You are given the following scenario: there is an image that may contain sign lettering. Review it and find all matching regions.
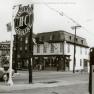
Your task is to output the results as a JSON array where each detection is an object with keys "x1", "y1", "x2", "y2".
[{"x1": 14, "y1": 5, "x2": 33, "y2": 36}]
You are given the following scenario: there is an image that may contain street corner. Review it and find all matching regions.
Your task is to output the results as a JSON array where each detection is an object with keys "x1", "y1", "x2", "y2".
[{"x1": 0, "y1": 82, "x2": 52, "y2": 92}]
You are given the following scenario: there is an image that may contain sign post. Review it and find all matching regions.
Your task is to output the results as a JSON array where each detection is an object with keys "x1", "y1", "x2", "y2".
[
  {"x1": 14, "y1": 4, "x2": 34, "y2": 83},
  {"x1": 89, "y1": 48, "x2": 94, "y2": 94}
]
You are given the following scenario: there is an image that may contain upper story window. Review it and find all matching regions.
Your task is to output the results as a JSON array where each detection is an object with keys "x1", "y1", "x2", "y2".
[
  {"x1": 67, "y1": 43, "x2": 70, "y2": 53},
  {"x1": 37, "y1": 44, "x2": 40, "y2": 53},
  {"x1": 25, "y1": 37, "x2": 28, "y2": 44},
  {"x1": 81, "y1": 40, "x2": 83, "y2": 44},
  {"x1": 25, "y1": 46, "x2": 28, "y2": 50},
  {"x1": 85, "y1": 48, "x2": 87, "y2": 55},
  {"x1": 20, "y1": 37, "x2": 22, "y2": 41},
  {"x1": 20, "y1": 47, "x2": 22, "y2": 51},
  {"x1": 69, "y1": 36, "x2": 71, "y2": 40},
  {"x1": 80, "y1": 47, "x2": 82, "y2": 54},
  {"x1": 60, "y1": 43, "x2": 63, "y2": 53},
  {"x1": 80, "y1": 59, "x2": 82, "y2": 66},
  {"x1": 43, "y1": 44, "x2": 47, "y2": 53},
  {"x1": 50, "y1": 43, "x2": 54, "y2": 53},
  {"x1": 76, "y1": 38, "x2": 78, "y2": 42}
]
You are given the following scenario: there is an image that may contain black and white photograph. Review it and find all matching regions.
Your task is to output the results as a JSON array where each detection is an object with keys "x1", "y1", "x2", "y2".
[{"x1": 0, "y1": 0, "x2": 94, "y2": 94}]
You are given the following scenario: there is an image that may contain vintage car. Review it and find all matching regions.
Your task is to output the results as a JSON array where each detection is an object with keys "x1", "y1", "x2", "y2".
[{"x1": 0, "y1": 65, "x2": 14, "y2": 81}]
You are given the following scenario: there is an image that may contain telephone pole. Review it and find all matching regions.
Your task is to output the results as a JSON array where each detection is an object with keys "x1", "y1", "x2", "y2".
[{"x1": 71, "y1": 25, "x2": 81, "y2": 73}]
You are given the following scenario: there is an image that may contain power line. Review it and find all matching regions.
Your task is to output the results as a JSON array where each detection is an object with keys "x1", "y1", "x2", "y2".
[{"x1": 43, "y1": 3, "x2": 94, "y2": 37}]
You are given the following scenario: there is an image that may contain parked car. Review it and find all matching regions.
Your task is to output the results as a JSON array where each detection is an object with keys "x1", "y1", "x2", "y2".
[{"x1": 0, "y1": 66, "x2": 14, "y2": 81}]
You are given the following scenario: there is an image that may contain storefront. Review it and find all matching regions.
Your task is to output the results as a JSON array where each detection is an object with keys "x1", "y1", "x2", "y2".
[{"x1": 33, "y1": 55, "x2": 71, "y2": 71}]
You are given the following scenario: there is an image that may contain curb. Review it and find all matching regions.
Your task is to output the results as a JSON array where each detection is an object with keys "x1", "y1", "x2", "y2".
[{"x1": 0, "y1": 80, "x2": 88, "y2": 92}]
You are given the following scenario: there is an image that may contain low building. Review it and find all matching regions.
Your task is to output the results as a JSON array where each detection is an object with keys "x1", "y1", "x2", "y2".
[{"x1": 33, "y1": 30, "x2": 89, "y2": 71}]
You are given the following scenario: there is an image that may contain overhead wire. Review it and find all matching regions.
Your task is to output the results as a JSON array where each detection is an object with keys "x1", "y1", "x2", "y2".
[{"x1": 43, "y1": 3, "x2": 94, "y2": 37}]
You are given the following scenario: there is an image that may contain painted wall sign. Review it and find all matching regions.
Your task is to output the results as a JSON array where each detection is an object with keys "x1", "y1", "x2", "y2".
[{"x1": 14, "y1": 5, "x2": 33, "y2": 36}]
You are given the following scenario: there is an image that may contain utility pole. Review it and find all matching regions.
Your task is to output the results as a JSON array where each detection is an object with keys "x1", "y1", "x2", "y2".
[
  {"x1": 28, "y1": 26, "x2": 33, "y2": 83},
  {"x1": 71, "y1": 25, "x2": 81, "y2": 73},
  {"x1": 28, "y1": 5, "x2": 34, "y2": 84},
  {"x1": 63, "y1": 39, "x2": 65, "y2": 71},
  {"x1": 14, "y1": 34, "x2": 18, "y2": 73}
]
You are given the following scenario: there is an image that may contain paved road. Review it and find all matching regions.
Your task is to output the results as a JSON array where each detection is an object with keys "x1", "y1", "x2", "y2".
[
  {"x1": 0, "y1": 83, "x2": 89, "y2": 94},
  {"x1": 12, "y1": 71, "x2": 89, "y2": 84},
  {"x1": 0, "y1": 71, "x2": 89, "y2": 94}
]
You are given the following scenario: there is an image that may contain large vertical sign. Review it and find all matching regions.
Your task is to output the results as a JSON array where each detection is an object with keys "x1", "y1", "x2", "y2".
[
  {"x1": 14, "y1": 5, "x2": 33, "y2": 36},
  {"x1": 14, "y1": 4, "x2": 34, "y2": 83}
]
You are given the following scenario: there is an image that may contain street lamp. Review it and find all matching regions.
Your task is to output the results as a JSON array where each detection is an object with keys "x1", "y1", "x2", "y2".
[
  {"x1": 7, "y1": 4, "x2": 21, "y2": 86},
  {"x1": 71, "y1": 25, "x2": 81, "y2": 73},
  {"x1": 7, "y1": 7, "x2": 15, "y2": 86}
]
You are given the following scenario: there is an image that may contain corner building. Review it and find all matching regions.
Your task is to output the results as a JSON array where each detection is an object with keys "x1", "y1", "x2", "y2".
[{"x1": 33, "y1": 30, "x2": 89, "y2": 71}]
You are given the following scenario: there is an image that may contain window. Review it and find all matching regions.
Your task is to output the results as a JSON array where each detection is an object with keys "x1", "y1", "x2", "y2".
[
  {"x1": 25, "y1": 37, "x2": 28, "y2": 44},
  {"x1": 85, "y1": 48, "x2": 87, "y2": 55},
  {"x1": 50, "y1": 43, "x2": 54, "y2": 53},
  {"x1": 60, "y1": 43, "x2": 63, "y2": 52},
  {"x1": 41, "y1": 36, "x2": 44, "y2": 41},
  {"x1": 20, "y1": 47, "x2": 22, "y2": 51},
  {"x1": 50, "y1": 35, "x2": 52, "y2": 40},
  {"x1": 81, "y1": 40, "x2": 83, "y2": 44},
  {"x1": 25, "y1": 46, "x2": 28, "y2": 50},
  {"x1": 37, "y1": 44, "x2": 40, "y2": 53},
  {"x1": 80, "y1": 47, "x2": 82, "y2": 54},
  {"x1": 69, "y1": 36, "x2": 71, "y2": 40},
  {"x1": 80, "y1": 59, "x2": 82, "y2": 66},
  {"x1": 43, "y1": 44, "x2": 47, "y2": 53},
  {"x1": 20, "y1": 38, "x2": 22, "y2": 41},
  {"x1": 67, "y1": 43, "x2": 70, "y2": 53},
  {"x1": 76, "y1": 38, "x2": 78, "y2": 42}
]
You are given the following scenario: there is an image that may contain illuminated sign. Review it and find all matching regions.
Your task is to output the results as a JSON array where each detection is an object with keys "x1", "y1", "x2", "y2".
[{"x1": 14, "y1": 5, "x2": 33, "y2": 36}]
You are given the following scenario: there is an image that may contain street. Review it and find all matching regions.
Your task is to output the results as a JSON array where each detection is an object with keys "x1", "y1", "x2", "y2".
[
  {"x1": 12, "y1": 70, "x2": 88, "y2": 84},
  {"x1": 7, "y1": 83, "x2": 89, "y2": 94},
  {"x1": 0, "y1": 71, "x2": 89, "y2": 94}
]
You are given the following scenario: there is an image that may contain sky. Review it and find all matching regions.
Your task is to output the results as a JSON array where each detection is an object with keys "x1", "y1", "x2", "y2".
[{"x1": 0, "y1": 0, "x2": 94, "y2": 47}]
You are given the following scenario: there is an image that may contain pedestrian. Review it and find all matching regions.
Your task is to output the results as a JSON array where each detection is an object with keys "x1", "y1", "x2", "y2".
[
  {"x1": 39, "y1": 64, "x2": 42, "y2": 71},
  {"x1": 38, "y1": 64, "x2": 40, "y2": 71},
  {"x1": 56, "y1": 63, "x2": 59, "y2": 71}
]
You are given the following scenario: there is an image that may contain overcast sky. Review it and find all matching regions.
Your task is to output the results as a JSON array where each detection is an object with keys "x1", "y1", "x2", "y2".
[{"x1": 0, "y1": 0, "x2": 94, "y2": 47}]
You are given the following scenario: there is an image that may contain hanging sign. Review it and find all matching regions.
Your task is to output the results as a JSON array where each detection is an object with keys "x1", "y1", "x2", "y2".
[{"x1": 14, "y1": 5, "x2": 33, "y2": 36}]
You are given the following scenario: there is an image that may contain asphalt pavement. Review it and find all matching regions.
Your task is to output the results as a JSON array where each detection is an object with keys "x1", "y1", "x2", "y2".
[{"x1": 0, "y1": 70, "x2": 89, "y2": 94}]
